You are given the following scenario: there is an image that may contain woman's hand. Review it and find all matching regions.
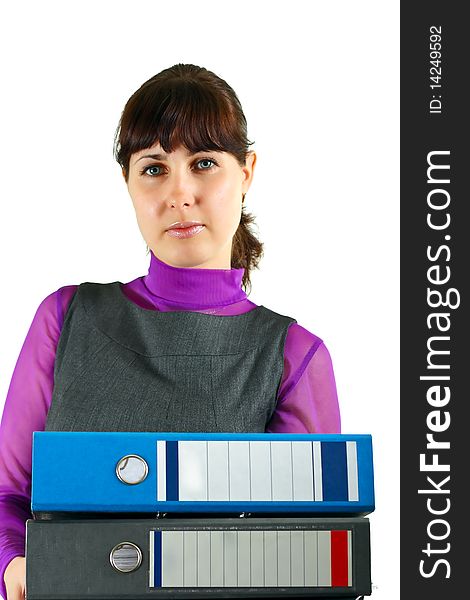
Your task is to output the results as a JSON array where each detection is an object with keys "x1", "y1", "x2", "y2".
[{"x1": 4, "y1": 556, "x2": 26, "y2": 600}]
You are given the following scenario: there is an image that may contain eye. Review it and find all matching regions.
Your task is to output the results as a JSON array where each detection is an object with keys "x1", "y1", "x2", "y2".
[
  {"x1": 196, "y1": 158, "x2": 217, "y2": 170},
  {"x1": 139, "y1": 157, "x2": 218, "y2": 178},
  {"x1": 140, "y1": 165, "x2": 163, "y2": 177}
]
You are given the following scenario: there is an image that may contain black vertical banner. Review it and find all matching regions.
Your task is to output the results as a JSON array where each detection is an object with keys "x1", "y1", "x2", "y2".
[{"x1": 401, "y1": 3, "x2": 467, "y2": 598}]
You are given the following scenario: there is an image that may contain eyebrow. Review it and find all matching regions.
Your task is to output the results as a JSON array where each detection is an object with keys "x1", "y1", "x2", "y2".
[{"x1": 134, "y1": 150, "x2": 213, "y2": 165}]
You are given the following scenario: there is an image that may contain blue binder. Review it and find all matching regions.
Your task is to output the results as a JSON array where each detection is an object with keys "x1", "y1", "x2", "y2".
[{"x1": 31, "y1": 432, "x2": 374, "y2": 515}]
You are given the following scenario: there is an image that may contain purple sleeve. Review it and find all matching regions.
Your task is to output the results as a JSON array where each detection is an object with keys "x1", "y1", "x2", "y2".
[
  {"x1": 266, "y1": 323, "x2": 341, "y2": 434},
  {"x1": 0, "y1": 285, "x2": 77, "y2": 600}
]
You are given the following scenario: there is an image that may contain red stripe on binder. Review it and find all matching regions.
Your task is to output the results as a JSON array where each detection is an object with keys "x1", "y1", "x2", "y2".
[{"x1": 331, "y1": 529, "x2": 349, "y2": 587}]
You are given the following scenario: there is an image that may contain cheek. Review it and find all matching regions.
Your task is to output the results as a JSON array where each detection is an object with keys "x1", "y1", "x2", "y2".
[
  {"x1": 131, "y1": 199, "x2": 160, "y2": 241},
  {"x1": 211, "y1": 195, "x2": 242, "y2": 236},
  {"x1": 131, "y1": 191, "x2": 158, "y2": 221},
  {"x1": 212, "y1": 177, "x2": 242, "y2": 216}
]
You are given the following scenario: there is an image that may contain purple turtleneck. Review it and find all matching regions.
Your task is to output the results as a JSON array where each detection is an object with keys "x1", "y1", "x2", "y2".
[{"x1": 0, "y1": 252, "x2": 340, "y2": 599}]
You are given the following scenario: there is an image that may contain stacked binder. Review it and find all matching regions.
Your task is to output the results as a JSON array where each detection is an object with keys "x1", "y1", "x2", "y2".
[{"x1": 26, "y1": 432, "x2": 374, "y2": 598}]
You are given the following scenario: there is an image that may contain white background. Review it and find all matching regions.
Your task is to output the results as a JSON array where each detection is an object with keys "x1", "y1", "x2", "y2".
[{"x1": 0, "y1": 1, "x2": 399, "y2": 598}]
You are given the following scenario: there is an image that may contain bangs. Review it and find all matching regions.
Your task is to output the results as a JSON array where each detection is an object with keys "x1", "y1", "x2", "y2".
[{"x1": 115, "y1": 76, "x2": 250, "y2": 171}]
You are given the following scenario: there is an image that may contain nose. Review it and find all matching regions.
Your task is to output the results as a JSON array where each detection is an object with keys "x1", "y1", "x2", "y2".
[{"x1": 164, "y1": 172, "x2": 196, "y2": 209}]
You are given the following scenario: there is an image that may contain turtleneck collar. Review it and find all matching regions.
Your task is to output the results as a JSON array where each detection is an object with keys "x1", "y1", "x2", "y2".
[{"x1": 142, "y1": 251, "x2": 248, "y2": 308}]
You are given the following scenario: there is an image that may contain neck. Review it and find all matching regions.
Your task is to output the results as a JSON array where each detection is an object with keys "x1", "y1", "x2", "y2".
[{"x1": 142, "y1": 251, "x2": 248, "y2": 308}]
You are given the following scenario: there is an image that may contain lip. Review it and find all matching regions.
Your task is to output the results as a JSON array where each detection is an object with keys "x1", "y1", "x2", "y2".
[
  {"x1": 166, "y1": 223, "x2": 205, "y2": 239},
  {"x1": 167, "y1": 221, "x2": 204, "y2": 230}
]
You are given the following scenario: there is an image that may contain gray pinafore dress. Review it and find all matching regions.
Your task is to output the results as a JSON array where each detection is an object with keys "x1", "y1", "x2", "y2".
[{"x1": 45, "y1": 282, "x2": 297, "y2": 433}]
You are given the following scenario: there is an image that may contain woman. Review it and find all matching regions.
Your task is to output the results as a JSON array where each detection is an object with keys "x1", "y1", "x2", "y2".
[{"x1": 0, "y1": 63, "x2": 340, "y2": 600}]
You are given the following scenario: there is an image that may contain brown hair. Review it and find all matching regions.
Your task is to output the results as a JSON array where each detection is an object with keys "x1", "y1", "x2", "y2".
[{"x1": 113, "y1": 63, "x2": 263, "y2": 293}]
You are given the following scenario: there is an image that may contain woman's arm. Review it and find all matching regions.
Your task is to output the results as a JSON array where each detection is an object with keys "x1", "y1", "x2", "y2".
[
  {"x1": 266, "y1": 323, "x2": 341, "y2": 434},
  {"x1": 0, "y1": 286, "x2": 77, "y2": 600}
]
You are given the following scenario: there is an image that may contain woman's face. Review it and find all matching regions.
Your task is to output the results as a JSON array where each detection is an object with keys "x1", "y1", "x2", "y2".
[{"x1": 125, "y1": 143, "x2": 256, "y2": 269}]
